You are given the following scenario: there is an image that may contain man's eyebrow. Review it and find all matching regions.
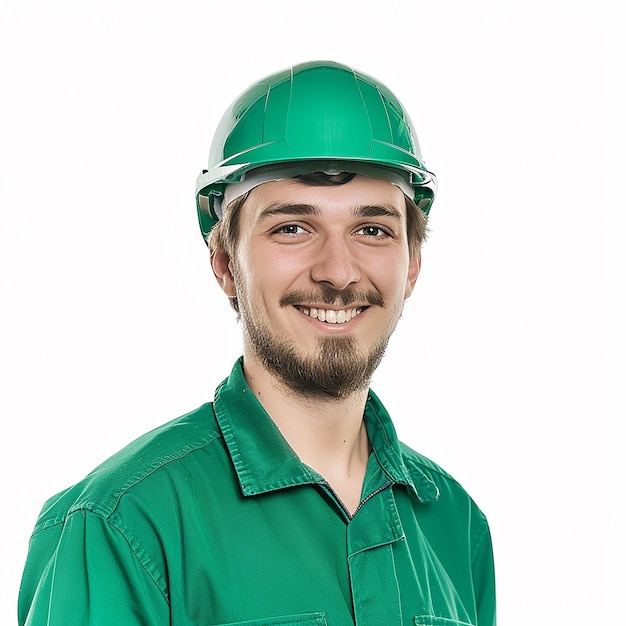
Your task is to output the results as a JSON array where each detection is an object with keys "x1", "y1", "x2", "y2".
[
  {"x1": 258, "y1": 203, "x2": 321, "y2": 219},
  {"x1": 352, "y1": 205, "x2": 403, "y2": 221},
  {"x1": 258, "y1": 203, "x2": 403, "y2": 221}
]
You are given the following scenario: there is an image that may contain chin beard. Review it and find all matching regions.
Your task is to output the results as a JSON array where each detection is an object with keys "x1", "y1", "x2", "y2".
[
  {"x1": 234, "y1": 275, "x2": 395, "y2": 399},
  {"x1": 243, "y1": 320, "x2": 388, "y2": 400}
]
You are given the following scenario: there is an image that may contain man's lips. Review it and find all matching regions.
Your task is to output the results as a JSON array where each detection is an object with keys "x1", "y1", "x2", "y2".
[{"x1": 293, "y1": 305, "x2": 366, "y2": 324}]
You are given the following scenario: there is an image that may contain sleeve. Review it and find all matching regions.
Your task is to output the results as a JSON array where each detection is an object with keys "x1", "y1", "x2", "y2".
[
  {"x1": 18, "y1": 509, "x2": 170, "y2": 626},
  {"x1": 471, "y1": 519, "x2": 497, "y2": 626}
]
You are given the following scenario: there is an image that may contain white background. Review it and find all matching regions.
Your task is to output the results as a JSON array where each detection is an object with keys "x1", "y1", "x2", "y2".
[{"x1": 1, "y1": 0, "x2": 623, "y2": 623}]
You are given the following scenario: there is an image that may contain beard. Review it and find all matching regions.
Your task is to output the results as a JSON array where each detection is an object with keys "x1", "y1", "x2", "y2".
[{"x1": 236, "y1": 281, "x2": 397, "y2": 400}]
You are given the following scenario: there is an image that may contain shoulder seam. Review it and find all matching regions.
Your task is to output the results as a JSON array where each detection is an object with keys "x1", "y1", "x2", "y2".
[
  {"x1": 30, "y1": 428, "x2": 223, "y2": 536},
  {"x1": 70, "y1": 431, "x2": 224, "y2": 519},
  {"x1": 400, "y1": 445, "x2": 460, "y2": 485},
  {"x1": 30, "y1": 508, "x2": 171, "y2": 604},
  {"x1": 107, "y1": 512, "x2": 171, "y2": 603}
]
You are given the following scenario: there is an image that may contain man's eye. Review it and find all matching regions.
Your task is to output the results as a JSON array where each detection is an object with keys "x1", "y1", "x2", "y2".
[
  {"x1": 356, "y1": 226, "x2": 389, "y2": 237},
  {"x1": 274, "y1": 224, "x2": 306, "y2": 235}
]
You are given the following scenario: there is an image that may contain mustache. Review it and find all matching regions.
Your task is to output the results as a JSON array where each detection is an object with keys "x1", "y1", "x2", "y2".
[{"x1": 280, "y1": 285, "x2": 385, "y2": 308}]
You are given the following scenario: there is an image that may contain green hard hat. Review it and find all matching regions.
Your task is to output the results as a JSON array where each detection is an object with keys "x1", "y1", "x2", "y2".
[{"x1": 195, "y1": 60, "x2": 437, "y2": 238}]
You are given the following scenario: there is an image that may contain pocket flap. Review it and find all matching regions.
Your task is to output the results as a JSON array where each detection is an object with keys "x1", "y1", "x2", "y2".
[
  {"x1": 216, "y1": 612, "x2": 327, "y2": 626},
  {"x1": 414, "y1": 617, "x2": 476, "y2": 626}
]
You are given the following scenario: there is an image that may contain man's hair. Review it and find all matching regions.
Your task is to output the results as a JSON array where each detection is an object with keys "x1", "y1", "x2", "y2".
[{"x1": 208, "y1": 172, "x2": 428, "y2": 313}]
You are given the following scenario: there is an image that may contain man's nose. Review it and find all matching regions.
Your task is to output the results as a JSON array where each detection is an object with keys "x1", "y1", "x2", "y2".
[{"x1": 309, "y1": 235, "x2": 361, "y2": 290}]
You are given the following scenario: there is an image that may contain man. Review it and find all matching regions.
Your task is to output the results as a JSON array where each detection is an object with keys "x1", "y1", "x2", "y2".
[{"x1": 19, "y1": 61, "x2": 496, "y2": 625}]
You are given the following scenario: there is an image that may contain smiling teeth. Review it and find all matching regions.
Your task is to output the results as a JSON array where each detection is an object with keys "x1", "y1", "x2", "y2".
[{"x1": 297, "y1": 306, "x2": 363, "y2": 324}]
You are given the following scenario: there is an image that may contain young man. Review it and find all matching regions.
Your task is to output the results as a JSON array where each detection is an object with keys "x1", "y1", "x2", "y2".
[{"x1": 19, "y1": 61, "x2": 496, "y2": 625}]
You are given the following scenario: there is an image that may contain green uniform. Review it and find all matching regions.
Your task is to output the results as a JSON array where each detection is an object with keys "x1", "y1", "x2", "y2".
[{"x1": 19, "y1": 359, "x2": 496, "y2": 625}]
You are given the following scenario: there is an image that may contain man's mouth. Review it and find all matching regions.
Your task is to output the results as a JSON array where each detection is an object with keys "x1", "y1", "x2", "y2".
[{"x1": 294, "y1": 305, "x2": 366, "y2": 324}]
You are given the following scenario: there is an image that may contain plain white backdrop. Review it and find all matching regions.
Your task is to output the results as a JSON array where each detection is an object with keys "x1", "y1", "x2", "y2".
[{"x1": 1, "y1": 0, "x2": 623, "y2": 623}]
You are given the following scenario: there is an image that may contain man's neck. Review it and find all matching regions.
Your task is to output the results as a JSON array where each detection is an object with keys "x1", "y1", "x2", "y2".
[{"x1": 242, "y1": 354, "x2": 371, "y2": 515}]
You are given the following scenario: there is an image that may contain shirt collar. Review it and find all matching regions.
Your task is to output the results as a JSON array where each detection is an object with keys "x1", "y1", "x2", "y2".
[
  {"x1": 213, "y1": 358, "x2": 438, "y2": 503},
  {"x1": 363, "y1": 390, "x2": 439, "y2": 503}
]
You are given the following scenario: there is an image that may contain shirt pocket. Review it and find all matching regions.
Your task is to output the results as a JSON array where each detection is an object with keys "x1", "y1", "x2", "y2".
[
  {"x1": 215, "y1": 612, "x2": 328, "y2": 626},
  {"x1": 414, "y1": 618, "x2": 476, "y2": 626}
]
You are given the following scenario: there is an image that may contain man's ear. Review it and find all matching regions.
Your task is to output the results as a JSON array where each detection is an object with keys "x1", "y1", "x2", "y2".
[
  {"x1": 211, "y1": 248, "x2": 237, "y2": 297},
  {"x1": 404, "y1": 249, "x2": 421, "y2": 299}
]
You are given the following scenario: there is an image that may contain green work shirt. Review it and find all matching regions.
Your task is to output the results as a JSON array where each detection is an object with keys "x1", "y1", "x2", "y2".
[{"x1": 19, "y1": 359, "x2": 496, "y2": 626}]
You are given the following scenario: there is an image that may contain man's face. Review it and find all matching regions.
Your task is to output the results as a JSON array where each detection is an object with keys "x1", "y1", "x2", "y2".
[{"x1": 215, "y1": 174, "x2": 420, "y2": 399}]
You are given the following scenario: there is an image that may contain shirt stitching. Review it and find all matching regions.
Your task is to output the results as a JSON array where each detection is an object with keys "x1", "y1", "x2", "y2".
[
  {"x1": 30, "y1": 430, "x2": 224, "y2": 538},
  {"x1": 106, "y1": 511, "x2": 171, "y2": 603}
]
